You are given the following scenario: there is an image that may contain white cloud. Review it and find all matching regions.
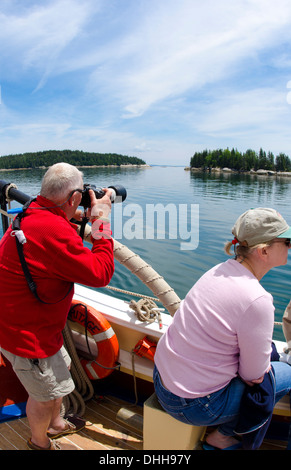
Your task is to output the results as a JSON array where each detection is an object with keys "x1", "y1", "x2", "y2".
[{"x1": 86, "y1": 0, "x2": 291, "y2": 117}]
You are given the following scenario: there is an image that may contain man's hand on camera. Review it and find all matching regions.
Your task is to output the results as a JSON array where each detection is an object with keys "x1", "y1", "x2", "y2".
[{"x1": 88, "y1": 188, "x2": 112, "y2": 220}]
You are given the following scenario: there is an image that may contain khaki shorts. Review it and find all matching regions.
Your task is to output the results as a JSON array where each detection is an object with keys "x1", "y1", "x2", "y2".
[{"x1": 1, "y1": 346, "x2": 75, "y2": 402}]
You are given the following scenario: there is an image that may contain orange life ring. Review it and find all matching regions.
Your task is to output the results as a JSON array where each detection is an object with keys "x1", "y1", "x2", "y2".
[{"x1": 69, "y1": 299, "x2": 119, "y2": 380}]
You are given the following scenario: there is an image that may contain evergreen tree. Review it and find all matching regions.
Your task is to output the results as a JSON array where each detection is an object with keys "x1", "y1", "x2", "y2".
[{"x1": 190, "y1": 148, "x2": 291, "y2": 172}]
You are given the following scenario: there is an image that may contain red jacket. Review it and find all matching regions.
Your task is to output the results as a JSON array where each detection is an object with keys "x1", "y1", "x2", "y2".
[{"x1": 0, "y1": 196, "x2": 114, "y2": 358}]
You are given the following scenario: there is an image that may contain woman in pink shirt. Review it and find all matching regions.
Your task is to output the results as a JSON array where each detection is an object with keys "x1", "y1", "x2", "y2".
[{"x1": 154, "y1": 208, "x2": 291, "y2": 450}]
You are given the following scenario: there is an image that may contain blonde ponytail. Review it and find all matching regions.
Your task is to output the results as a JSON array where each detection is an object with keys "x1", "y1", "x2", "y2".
[
  {"x1": 224, "y1": 240, "x2": 271, "y2": 258},
  {"x1": 224, "y1": 241, "x2": 234, "y2": 256}
]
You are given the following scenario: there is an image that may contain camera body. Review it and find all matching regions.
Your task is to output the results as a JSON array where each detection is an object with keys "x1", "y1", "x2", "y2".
[{"x1": 80, "y1": 184, "x2": 127, "y2": 209}]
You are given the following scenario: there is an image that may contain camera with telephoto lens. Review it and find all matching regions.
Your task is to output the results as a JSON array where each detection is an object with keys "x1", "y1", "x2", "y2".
[{"x1": 80, "y1": 183, "x2": 127, "y2": 209}]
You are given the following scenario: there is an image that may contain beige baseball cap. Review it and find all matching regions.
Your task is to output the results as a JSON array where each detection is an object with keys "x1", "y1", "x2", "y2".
[{"x1": 232, "y1": 208, "x2": 291, "y2": 246}]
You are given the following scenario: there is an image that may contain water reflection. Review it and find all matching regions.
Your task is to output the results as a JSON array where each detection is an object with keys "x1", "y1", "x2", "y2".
[{"x1": 190, "y1": 171, "x2": 291, "y2": 208}]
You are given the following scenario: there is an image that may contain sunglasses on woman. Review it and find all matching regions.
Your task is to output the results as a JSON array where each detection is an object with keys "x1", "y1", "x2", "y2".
[{"x1": 272, "y1": 238, "x2": 291, "y2": 247}]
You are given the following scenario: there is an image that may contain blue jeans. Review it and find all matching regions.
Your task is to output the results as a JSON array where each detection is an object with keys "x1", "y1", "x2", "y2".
[{"x1": 153, "y1": 362, "x2": 291, "y2": 436}]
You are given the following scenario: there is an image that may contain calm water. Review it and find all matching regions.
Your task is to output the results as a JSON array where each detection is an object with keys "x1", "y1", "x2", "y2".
[{"x1": 1, "y1": 166, "x2": 291, "y2": 341}]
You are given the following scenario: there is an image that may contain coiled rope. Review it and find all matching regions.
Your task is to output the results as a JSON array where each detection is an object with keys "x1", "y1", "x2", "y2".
[
  {"x1": 61, "y1": 322, "x2": 94, "y2": 417},
  {"x1": 129, "y1": 298, "x2": 163, "y2": 329}
]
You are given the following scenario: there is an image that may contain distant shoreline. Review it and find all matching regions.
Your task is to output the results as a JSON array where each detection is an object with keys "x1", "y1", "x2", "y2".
[{"x1": 0, "y1": 164, "x2": 151, "y2": 171}]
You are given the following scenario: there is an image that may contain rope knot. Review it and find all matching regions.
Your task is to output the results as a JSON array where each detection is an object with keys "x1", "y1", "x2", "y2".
[{"x1": 129, "y1": 298, "x2": 163, "y2": 329}]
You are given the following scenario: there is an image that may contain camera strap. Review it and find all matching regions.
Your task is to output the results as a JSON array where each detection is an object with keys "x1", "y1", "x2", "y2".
[
  {"x1": 12, "y1": 200, "x2": 73, "y2": 305},
  {"x1": 70, "y1": 216, "x2": 89, "y2": 240},
  {"x1": 79, "y1": 216, "x2": 89, "y2": 240}
]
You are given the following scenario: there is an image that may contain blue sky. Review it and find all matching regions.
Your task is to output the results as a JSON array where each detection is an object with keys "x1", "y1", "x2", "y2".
[{"x1": 1, "y1": 0, "x2": 291, "y2": 165}]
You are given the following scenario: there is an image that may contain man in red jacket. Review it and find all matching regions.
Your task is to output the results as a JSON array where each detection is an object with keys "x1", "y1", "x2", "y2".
[{"x1": 0, "y1": 162, "x2": 115, "y2": 450}]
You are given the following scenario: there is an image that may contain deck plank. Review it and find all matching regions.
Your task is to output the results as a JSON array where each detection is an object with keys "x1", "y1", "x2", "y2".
[
  {"x1": 0, "y1": 419, "x2": 30, "y2": 450},
  {"x1": 0, "y1": 428, "x2": 20, "y2": 450},
  {"x1": 83, "y1": 396, "x2": 143, "y2": 450},
  {"x1": 0, "y1": 395, "x2": 143, "y2": 451}
]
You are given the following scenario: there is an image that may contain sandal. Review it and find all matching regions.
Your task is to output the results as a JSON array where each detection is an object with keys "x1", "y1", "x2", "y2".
[
  {"x1": 47, "y1": 415, "x2": 86, "y2": 439},
  {"x1": 27, "y1": 438, "x2": 61, "y2": 450},
  {"x1": 202, "y1": 441, "x2": 242, "y2": 450}
]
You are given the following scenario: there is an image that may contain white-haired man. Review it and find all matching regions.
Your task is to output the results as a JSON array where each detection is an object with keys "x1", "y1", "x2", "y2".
[{"x1": 0, "y1": 162, "x2": 114, "y2": 450}]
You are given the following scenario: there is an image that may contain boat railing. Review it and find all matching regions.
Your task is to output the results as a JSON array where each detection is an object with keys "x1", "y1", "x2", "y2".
[{"x1": 0, "y1": 180, "x2": 30, "y2": 233}]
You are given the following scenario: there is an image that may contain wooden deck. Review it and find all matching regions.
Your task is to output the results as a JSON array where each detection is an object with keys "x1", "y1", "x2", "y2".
[
  {"x1": 0, "y1": 394, "x2": 143, "y2": 451},
  {"x1": 0, "y1": 393, "x2": 289, "y2": 451}
]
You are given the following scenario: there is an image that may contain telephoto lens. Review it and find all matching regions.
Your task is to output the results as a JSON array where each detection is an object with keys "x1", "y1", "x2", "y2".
[
  {"x1": 107, "y1": 184, "x2": 127, "y2": 203},
  {"x1": 80, "y1": 184, "x2": 127, "y2": 208}
]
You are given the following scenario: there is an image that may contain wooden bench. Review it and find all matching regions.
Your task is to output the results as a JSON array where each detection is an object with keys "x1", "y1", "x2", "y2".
[
  {"x1": 273, "y1": 394, "x2": 291, "y2": 417},
  {"x1": 143, "y1": 392, "x2": 290, "y2": 450},
  {"x1": 143, "y1": 393, "x2": 206, "y2": 450}
]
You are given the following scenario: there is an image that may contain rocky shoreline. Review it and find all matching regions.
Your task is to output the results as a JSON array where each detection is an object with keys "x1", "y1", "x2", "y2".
[{"x1": 185, "y1": 166, "x2": 291, "y2": 177}]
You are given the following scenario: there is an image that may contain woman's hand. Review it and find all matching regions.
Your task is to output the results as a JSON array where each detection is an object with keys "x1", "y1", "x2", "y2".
[
  {"x1": 243, "y1": 377, "x2": 264, "y2": 387},
  {"x1": 242, "y1": 365, "x2": 271, "y2": 386}
]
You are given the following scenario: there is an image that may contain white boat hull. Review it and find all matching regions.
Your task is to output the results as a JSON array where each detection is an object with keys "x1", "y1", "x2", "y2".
[{"x1": 73, "y1": 284, "x2": 172, "y2": 381}]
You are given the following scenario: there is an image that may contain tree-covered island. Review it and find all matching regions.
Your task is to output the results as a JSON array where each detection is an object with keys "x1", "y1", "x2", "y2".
[
  {"x1": 190, "y1": 148, "x2": 291, "y2": 173},
  {"x1": 0, "y1": 150, "x2": 147, "y2": 170}
]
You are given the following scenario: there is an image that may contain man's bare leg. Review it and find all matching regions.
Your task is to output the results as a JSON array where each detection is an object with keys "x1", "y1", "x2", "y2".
[
  {"x1": 26, "y1": 396, "x2": 55, "y2": 448},
  {"x1": 47, "y1": 396, "x2": 68, "y2": 434}
]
